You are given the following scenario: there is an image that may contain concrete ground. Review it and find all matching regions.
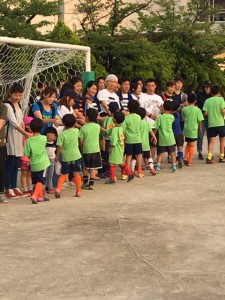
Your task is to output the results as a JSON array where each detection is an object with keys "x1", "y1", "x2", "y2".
[{"x1": 1, "y1": 150, "x2": 225, "y2": 300}]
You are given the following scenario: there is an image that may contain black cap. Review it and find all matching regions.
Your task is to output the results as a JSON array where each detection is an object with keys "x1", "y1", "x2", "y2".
[
  {"x1": 61, "y1": 89, "x2": 80, "y2": 102},
  {"x1": 202, "y1": 80, "x2": 212, "y2": 87}
]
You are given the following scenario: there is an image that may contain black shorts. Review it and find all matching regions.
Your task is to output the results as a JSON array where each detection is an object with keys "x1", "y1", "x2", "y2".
[
  {"x1": 61, "y1": 159, "x2": 82, "y2": 174},
  {"x1": 207, "y1": 126, "x2": 225, "y2": 138},
  {"x1": 142, "y1": 150, "x2": 150, "y2": 159},
  {"x1": 124, "y1": 143, "x2": 142, "y2": 155},
  {"x1": 157, "y1": 145, "x2": 176, "y2": 154},
  {"x1": 31, "y1": 170, "x2": 47, "y2": 185},
  {"x1": 83, "y1": 152, "x2": 102, "y2": 169},
  {"x1": 175, "y1": 134, "x2": 184, "y2": 148},
  {"x1": 185, "y1": 137, "x2": 197, "y2": 143}
]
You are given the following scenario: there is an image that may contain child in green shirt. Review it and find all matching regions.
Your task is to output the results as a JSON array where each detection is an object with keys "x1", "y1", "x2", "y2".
[
  {"x1": 55, "y1": 114, "x2": 82, "y2": 198},
  {"x1": 182, "y1": 93, "x2": 204, "y2": 166},
  {"x1": 24, "y1": 119, "x2": 50, "y2": 204},
  {"x1": 154, "y1": 100, "x2": 177, "y2": 173},
  {"x1": 79, "y1": 108, "x2": 101, "y2": 190},
  {"x1": 136, "y1": 107, "x2": 157, "y2": 175}
]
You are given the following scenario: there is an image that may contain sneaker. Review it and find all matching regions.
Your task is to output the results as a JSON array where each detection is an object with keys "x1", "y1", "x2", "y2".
[
  {"x1": 81, "y1": 182, "x2": 89, "y2": 189},
  {"x1": 54, "y1": 188, "x2": 61, "y2": 199},
  {"x1": 178, "y1": 158, "x2": 183, "y2": 169},
  {"x1": 127, "y1": 173, "x2": 135, "y2": 182},
  {"x1": 69, "y1": 181, "x2": 75, "y2": 186},
  {"x1": 198, "y1": 152, "x2": 204, "y2": 160},
  {"x1": 30, "y1": 195, "x2": 37, "y2": 204},
  {"x1": 105, "y1": 179, "x2": 116, "y2": 184},
  {"x1": 13, "y1": 188, "x2": 29, "y2": 197},
  {"x1": 5, "y1": 189, "x2": 19, "y2": 199},
  {"x1": 183, "y1": 159, "x2": 189, "y2": 166},
  {"x1": 206, "y1": 158, "x2": 215, "y2": 164},
  {"x1": 171, "y1": 167, "x2": 177, "y2": 173},
  {"x1": 155, "y1": 167, "x2": 160, "y2": 174},
  {"x1": 137, "y1": 172, "x2": 144, "y2": 178},
  {"x1": 89, "y1": 185, "x2": 95, "y2": 190},
  {"x1": 219, "y1": 158, "x2": 225, "y2": 163},
  {"x1": 37, "y1": 196, "x2": 50, "y2": 202},
  {"x1": 150, "y1": 168, "x2": 157, "y2": 176},
  {"x1": 121, "y1": 175, "x2": 128, "y2": 180},
  {"x1": 0, "y1": 194, "x2": 8, "y2": 203},
  {"x1": 75, "y1": 192, "x2": 82, "y2": 197}
]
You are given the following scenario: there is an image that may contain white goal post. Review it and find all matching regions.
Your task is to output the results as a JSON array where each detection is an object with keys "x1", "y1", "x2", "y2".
[{"x1": 0, "y1": 36, "x2": 91, "y2": 109}]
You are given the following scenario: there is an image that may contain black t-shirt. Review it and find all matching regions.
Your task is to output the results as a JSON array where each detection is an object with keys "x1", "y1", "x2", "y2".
[{"x1": 197, "y1": 92, "x2": 211, "y2": 111}]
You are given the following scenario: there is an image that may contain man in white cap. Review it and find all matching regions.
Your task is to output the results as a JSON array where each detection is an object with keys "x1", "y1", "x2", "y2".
[{"x1": 97, "y1": 74, "x2": 122, "y2": 115}]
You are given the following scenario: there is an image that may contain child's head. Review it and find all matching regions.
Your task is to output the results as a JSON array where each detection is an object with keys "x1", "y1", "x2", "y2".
[
  {"x1": 108, "y1": 102, "x2": 119, "y2": 114},
  {"x1": 187, "y1": 93, "x2": 197, "y2": 104},
  {"x1": 128, "y1": 100, "x2": 140, "y2": 113},
  {"x1": 211, "y1": 86, "x2": 221, "y2": 96},
  {"x1": 23, "y1": 116, "x2": 33, "y2": 133},
  {"x1": 113, "y1": 111, "x2": 125, "y2": 125},
  {"x1": 86, "y1": 108, "x2": 98, "y2": 122},
  {"x1": 163, "y1": 100, "x2": 175, "y2": 112},
  {"x1": 62, "y1": 113, "x2": 76, "y2": 128},
  {"x1": 30, "y1": 118, "x2": 44, "y2": 133},
  {"x1": 44, "y1": 127, "x2": 58, "y2": 142},
  {"x1": 136, "y1": 107, "x2": 146, "y2": 119}
]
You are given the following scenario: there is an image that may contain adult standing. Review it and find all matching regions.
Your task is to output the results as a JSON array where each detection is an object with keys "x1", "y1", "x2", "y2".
[
  {"x1": 196, "y1": 80, "x2": 212, "y2": 160},
  {"x1": 0, "y1": 101, "x2": 8, "y2": 202},
  {"x1": 4, "y1": 83, "x2": 30, "y2": 198}
]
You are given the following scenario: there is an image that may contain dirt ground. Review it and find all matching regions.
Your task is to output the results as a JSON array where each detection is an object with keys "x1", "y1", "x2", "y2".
[{"x1": 1, "y1": 148, "x2": 225, "y2": 300}]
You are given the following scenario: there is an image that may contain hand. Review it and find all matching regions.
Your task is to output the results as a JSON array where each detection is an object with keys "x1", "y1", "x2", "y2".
[
  {"x1": 150, "y1": 114, "x2": 157, "y2": 121},
  {"x1": 54, "y1": 157, "x2": 59, "y2": 163},
  {"x1": 53, "y1": 118, "x2": 59, "y2": 127},
  {"x1": 25, "y1": 132, "x2": 32, "y2": 138},
  {"x1": 151, "y1": 137, "x2": 157, "y2": 145}
]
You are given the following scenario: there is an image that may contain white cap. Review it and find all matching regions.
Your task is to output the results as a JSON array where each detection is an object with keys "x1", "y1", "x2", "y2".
[{"x1": 105, "y1": 74, "x2": 118, "y2": 82}]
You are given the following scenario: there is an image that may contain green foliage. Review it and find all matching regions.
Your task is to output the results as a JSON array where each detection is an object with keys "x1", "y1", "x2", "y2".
[
  {"x1": 0, "y1": 0, "x2": 60, "y2": 39},
  {"x1": 48, "y1": 20, "x2": 80, "y2": 44}
]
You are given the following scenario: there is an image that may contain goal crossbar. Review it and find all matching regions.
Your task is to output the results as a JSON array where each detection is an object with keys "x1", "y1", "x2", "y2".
[{"x1": 0, "y1": 36, "x2": 91, "y2": 71}]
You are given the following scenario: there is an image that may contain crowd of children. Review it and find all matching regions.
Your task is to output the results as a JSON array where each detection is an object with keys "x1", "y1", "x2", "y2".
[{"x1": 0, "y1": 75, "x2": 224, "y2": 204}]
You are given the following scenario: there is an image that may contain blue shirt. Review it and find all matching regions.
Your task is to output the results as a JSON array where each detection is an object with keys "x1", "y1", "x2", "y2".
[
  {"x1": 32, "y1": 102, "x2": 59, "y2": 134},
  {"x1": 172, "y1": 112, "x2": 182, "y2": 136}
]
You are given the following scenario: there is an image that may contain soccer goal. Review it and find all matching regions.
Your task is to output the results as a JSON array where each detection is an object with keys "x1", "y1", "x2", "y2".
[{"x1": 0, "y1": 36, "x2": 91, "y2": 110}]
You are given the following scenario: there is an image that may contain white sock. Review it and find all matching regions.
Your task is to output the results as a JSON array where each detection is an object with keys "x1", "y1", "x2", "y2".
[
  {"x1": 148, "y1": 158, "x2": 154, "y2": 170},
  {"x1": 131, "y1": 159, "x2": 136, "y2": 172}
]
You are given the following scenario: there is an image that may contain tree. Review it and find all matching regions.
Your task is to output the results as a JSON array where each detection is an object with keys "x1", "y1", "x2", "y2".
[
  {"x1": 0, "y1": 0, "x2": 60, "y2": 39},
  {"x1": 48, "y1": 20, "x2": 80, "y2": 44}
]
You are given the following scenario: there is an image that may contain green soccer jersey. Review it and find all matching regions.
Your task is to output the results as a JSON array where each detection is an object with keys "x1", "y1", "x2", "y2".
[
  {"x1": 103, "y1": 116, "x2": 115, "y2": 140},
  {"x1": 108, "y1": 126, "x2": 125, "y2": 165},
  {"x1": 182, "y1": 106, "x2": 204, "y2": 139},
  {"x1": 203, "y1": 96, "x2": 225, "y2": 128},
  {"x1": 79, "y1": 122, "x2": 100, "y2": 154},
  {"x1": 140, "y1": 119, "x2": 152, "y2": 151},
  {"x1": 124, "y1": 113, "x2": 141, "y2": 144},
  {"x1": 57, "y1": 128, "x2": 81, "y2": 162},
  {"x1": 24, "y1": 135, "x2": 50, "y2": 172},
  {"x1": 154, "y1": 114, "x2": 175, "y2": 146}
]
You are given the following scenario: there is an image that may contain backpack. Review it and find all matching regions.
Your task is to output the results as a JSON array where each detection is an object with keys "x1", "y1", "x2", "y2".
[
  {"x1": 28, "y1": 101, "x2": 56, "y2": 118},
  {"x1": 4, "y1": 100, "x2": 22, "y2": 141}
]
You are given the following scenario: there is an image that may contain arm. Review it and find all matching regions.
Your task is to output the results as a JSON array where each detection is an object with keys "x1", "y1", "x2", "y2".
[
  {"x1": 101, "y1": 100, "x2": 111, "y2": 115},
  {"x1": 0, "y1": 119, "x2": 5, "y2": 130},
  {"x1": 55, "y1": 146, "x2": 62, "y2": 162},
  {"x1": 150, "y1": 130, "x2": 157, "y2": 145},
  {"x1": 33, "y1": 110, "x2": 59, "y2": 126},
  {"x1": 6, "y1": 104, "x2": 30, "y2": 138},
  {"x1": 221, "y1": 108, "x2": 225, "y2": 116}
]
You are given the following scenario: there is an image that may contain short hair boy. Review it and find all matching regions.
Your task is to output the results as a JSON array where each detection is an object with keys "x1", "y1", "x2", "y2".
[
  {"x1": 79, "y1": 108, "x2": 102, "y2": 189},
  {"x1": 154, "y1": 100, "x2": 177, "y2": 173},
  {"x1": 24, "y1": 118, "x2": 50, "y2": 204},
  {"x1": 55, "y1": 114, "x2": 82, "y2": 198},
  {"x1": 182, "y1": 93, "x2": 204, "y2": 166}
]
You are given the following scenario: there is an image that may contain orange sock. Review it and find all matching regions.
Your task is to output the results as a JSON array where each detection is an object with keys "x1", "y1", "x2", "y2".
[
  {"x1": 74, "y1": 175, "x2": 82, "y2": 193},
  {"x1": 137, "y1": 168, "x2": 142, "y2": 174},
  {"x1": 33, "y1": 182, "x2": 43, "y2": 197},
  {"x1": 185, "y1": 144, "x2": 190, "y2": 160},
  {"x1": 188, "y1": 144, "x2": 195, "y2": 164},
  {"x1": 57, "y1": 174, "x2": 67, "y2": 191}
]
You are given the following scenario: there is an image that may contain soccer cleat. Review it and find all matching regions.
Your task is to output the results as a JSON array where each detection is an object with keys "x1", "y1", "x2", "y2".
[
  {"x1": 155, "y1": 167, "x2": 160, "y2": 174},
  {"x1": 54, "y1": 188, "x2": 61, "y2": 198},
  {"x1": 127, "y1": 173, "x2": 135, "y2": 182},
  {"x1": 121, "y1": 175, "x2": 128, "y2": 180},
  {"x1": 198, "y1": 152, "x2": 204, "y2": 160},
  {"x1": 206, "y1": 158, "x2": 215, "y2": 164},
  {"x1": 89, "y1": 185, "x2": 95, "y2": 190},
  {"x1": 219, "y1": 158, "x2": 225, "y2": 163},
  {"x1": 137, "y1": 172, "x2": 144, "y2": 178},
  {"x1": 30, "y1": 195, "x2": 37, "y2": 204},
  {"x1": 105, "y1": 179, "x2": 116, "y2": 184}
]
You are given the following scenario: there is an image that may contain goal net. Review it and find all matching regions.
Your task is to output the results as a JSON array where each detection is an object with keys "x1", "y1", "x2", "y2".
[{"x1": 0, "y1": 37, "x2": 91, "y2": 111}]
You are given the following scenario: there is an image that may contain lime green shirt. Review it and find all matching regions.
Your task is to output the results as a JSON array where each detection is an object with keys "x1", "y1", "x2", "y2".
[
  {"x1": 124, "y1": 113, "x2": 141, "y2": 144},
  {"x1": 182, "y1": 106, "x2": 204, "y2": 139},
  {"x1": 109, "y1": 126, "x2": 125, "y2": 165},
  {"x1": 24, "y1": 135, "x2": 50, "y2": 172},
  {"x1": 203, "y1": 96, "x2": 225, "y2": 128},
  {"x1": 140, "y1": 120, "x2": 152, "y2": 151},
  {"x1": 154, "y1": 114, "x2": 175, "y2": 146},
  {"x1": 103, "y1": 116, "x2": 115, "y2": 140},
  {"x1": 79, "y1": 123, "x2": 100, "y2": 154},
  {"x1": 57, "y1": 128, "x2": 81, "y2": 162}
]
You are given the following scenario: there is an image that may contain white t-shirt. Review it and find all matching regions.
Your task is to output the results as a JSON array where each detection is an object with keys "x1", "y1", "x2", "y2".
[
  {"x1": 139, "y1": 93, "x2": 164, "y2": 127},
  {"x1": 57, "y1": 105, "x2": 74, "y2": 134},
  {"x1": 97, "y1": 89, "x2": 121, "y2": 113}
]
